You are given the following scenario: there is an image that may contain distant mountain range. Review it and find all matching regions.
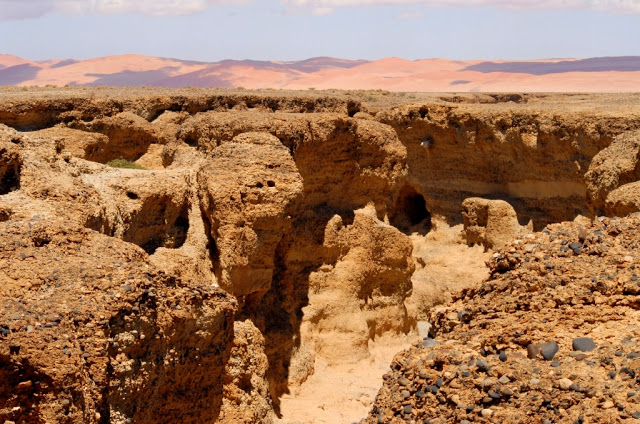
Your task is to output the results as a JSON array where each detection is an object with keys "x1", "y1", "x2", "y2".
[{"x1": 2, "y1": 54, "x2": 640, "y2": 92}]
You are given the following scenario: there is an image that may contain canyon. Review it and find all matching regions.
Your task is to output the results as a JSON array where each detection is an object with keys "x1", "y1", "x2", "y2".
[{"x1": 1, "y1": 88, "x2": 640, "y2": 423}]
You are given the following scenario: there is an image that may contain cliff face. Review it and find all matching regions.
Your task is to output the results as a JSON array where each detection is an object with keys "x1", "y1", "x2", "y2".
[{"x1": 1, "y1": 89, "x2": 640, "y2": 423}]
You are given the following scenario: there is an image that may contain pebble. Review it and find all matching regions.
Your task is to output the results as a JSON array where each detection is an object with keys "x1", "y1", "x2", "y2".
[
  {"x1": 501, "y1": 387, "x2": 513, "y2": 397},
  {"x1": 481, "y1": 409, "x2": 493, "y2": 418},
  {"x1": 403, "y1": 405, "x2": 412, "y2": 414},
  {"x1": 499, "y1": 375, "x2": 510, "y2": 384},
  {"x1": 499, "y1": 351, "x2": 508, "y2": 362},
  {"x1": 633, "y1": 413, "x2": 640, "y2": 419},
  {"x1": 550, "y1": 361, "x2": 560, "y2": 367},
  {"x1": 601, "y1": 400, "x2": 614, "y2": 409},
  {"x1": 540, "y1": 341, "x2": 559, "y2": 360},
  {"x1": 572, "y1": 337, "x2": 596, "y2": 352},
  {"x1": 398, "y1": 377, "x2": 411, "y2": 386},
  {"x1": 609, "y1": 371, "x2": 617, "y2": 379},
  {"x1": 568, "y1": 242, "x2": 582, "y2": 250},
  {"x1": 530, "y1": 378, "x2": 541, "y2": 385},
  {"x1": 557, "y1": 378, "x2": 573, "y2": 390},
  {"x1": 476, "y1": 359, "x2": 489, "y2": 371},
  {"x1": 421, "y1": 338, "x2": 438, "y2": 348}
]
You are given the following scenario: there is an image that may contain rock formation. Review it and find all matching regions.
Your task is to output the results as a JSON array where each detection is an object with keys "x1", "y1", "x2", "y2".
[{"x1": 1, "y1": 89, "x2": 640, "y2": 423}]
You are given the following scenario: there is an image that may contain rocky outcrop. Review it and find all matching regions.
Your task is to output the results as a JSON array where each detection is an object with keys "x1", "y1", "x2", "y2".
[
  {"x1": 3, "y1": 89, "x2": 640, "y2": 423},
  {"x1": 585, "y1": 130, "x2": 640, "y2": 216},
  {"x1": 0, "y1": 216, "x2": 236, "y2": 424},
  {"x1": 366, "y1": 213, "x2": 640, "y2": 423},
  {"x1": 377, "y1": 103, "x2": 640, "y2": 229},
  {"x1": 462, "y1": 197, "x2": 532, "y2": 250},
  {"x1": 197, "y1": 132, "x2": 303, "y2": 297}
]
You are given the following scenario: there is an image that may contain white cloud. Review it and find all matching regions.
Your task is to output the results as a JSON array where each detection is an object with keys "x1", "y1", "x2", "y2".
[
  {"x1": 281, "y1": 0, "x2": 640, "y2": 14},
  {"x1": 395, "y1": 10, "x2": 424, "y2": 18},
  {"x1": 0, "y1": 0, "x2": 250, "y2": 20}
]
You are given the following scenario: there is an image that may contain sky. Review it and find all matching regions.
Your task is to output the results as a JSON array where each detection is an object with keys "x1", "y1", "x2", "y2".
[{"x1": 0, "y1": 0, "x2": 639, "y2": 61}]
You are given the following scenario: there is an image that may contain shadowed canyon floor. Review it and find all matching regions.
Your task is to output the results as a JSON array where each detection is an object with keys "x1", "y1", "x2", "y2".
[{"x1": 1, "y1": 88, "x2": 640, "y2": 423}]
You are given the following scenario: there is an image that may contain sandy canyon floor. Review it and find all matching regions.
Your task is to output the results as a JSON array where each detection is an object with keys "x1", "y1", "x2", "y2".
[{"x1": 1, "y1": 88, "x2": 640, "y2": 424}]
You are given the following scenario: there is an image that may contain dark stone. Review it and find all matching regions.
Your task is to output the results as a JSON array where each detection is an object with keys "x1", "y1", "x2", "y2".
[
  {"x1": 123, "y1": 284, "x2": 132, "y2": 292},
  {"x1": 435, "y1": 378, "x2": 443, "y2": 387},
  {"x1": 540, "y1": 342, "x2": 559, "y2": 360},
  {"x1": 622, "y1": 367, "x2": 636, "y2": 378},
  {"x1": 462, "y1": 372, "x2": 470, "y2": 378},
  {"x1": 609, "y1": 371, "x2": 617, "y2": 379},
  {"x1": 421, "y1": 338, "x2": 438, "y2": 348},
  {"x1": 489, "y1": 391, "x2": 501, "y2": 400},
  {"x1": 633, "y1": 412, "x2": 640, "y2": 419},
  {"x1": 572, "y1": 337, "x2": 596, "y2": 352},
  {"x1": 550, "y1": 361, "x2": 560, "y2": 367},
  {"x1": 499, "y1": 351, "x2": 508, "y2": 362},
  {"x1": 476, "y1": 359, "x2": 489, "y2": 371},
  {"x1": 568, "y1": 242, "x2": 582, "y2": 250},
  {"x1": 404, "y1": 405, "x2": 412, "y2": 414}
]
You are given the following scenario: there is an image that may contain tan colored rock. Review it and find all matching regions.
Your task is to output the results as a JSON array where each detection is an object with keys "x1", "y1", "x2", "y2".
[
  {"x1": 219, "y1": 320, "x2": 274, "y2": 424},
  {"x1": 462, "y1": 197, "x2": 532, "y2": 250},
  {"x1": 303, "y1": 205, "x2": 415, "y2": 364},
  {"x1": 198, "y1": 132, "x2": 303, "y2": 296},
  {"x1": 0, "y1": 217, "x2": 236, "y2": 424},
  {"x1": 585, "y1": 130, "x2": 640, "y2": 214},
  {"x1": 604, "y1": 181, "x2": 640, "y2": 217}
]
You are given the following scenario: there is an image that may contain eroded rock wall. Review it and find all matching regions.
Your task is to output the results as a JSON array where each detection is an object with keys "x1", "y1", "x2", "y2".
[
  {"x1": 378, "y1": 103, "x2": 640, "y2": 228},
  {"x1": 3, "y1": 90, "x2": 640, "y2": 423}
]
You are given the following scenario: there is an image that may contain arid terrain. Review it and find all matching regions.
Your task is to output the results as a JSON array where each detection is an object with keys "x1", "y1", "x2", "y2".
[
  {"x1": 3, "y1": 54, "x2": 640, "y2": 92},
  {"x1": 1, "y1": 87, "x2": 640, "y2": 424}
]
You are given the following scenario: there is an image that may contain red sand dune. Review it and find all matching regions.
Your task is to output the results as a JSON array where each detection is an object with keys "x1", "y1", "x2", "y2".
[{"x1": 1, "y1": 54, "x2": 640, "y2": 92}]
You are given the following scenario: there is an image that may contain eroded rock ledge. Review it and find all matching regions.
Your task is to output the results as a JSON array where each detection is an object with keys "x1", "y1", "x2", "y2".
[{"x1": 1, "y1": 89, "x2": 640, "y2": 423}]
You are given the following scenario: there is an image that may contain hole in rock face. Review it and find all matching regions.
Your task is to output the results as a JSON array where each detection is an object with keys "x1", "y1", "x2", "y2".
[
  {"x1": 390, "y1": 185, "x2": 431, "y2": 233},
  {"x1": 122, "y1": 198, "x2": 190, "y2": 254},
  {"x1": 0, "y1": 209, "x2": 11, "y2": 222},
  {"x1": 87, "y1": 195, "x2": 190, "y2": 255},
  {"x1": 267, "y1": 180, "x2": 276, "y2": 188},
  {"x1": 0, "y1": 155, "x2": 21, "y2": 195}
]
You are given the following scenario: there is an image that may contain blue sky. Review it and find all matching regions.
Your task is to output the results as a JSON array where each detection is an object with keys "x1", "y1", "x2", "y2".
[{"x1": 1, "y1": 0, "x2": 639, "y2": 61}]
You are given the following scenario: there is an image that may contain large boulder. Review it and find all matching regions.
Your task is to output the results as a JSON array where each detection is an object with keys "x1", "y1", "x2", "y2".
[
  {"x1": 462, "y1": 197, "x2": 532, "y2": 250},
  {"x1": 585, "y1": 130, "x2": 640, "y2": 214}
]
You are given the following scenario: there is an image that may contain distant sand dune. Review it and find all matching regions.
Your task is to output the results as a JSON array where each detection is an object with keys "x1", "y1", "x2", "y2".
[{"x1": 1, "y1": 54, "x2": 639, "y2": 92}]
